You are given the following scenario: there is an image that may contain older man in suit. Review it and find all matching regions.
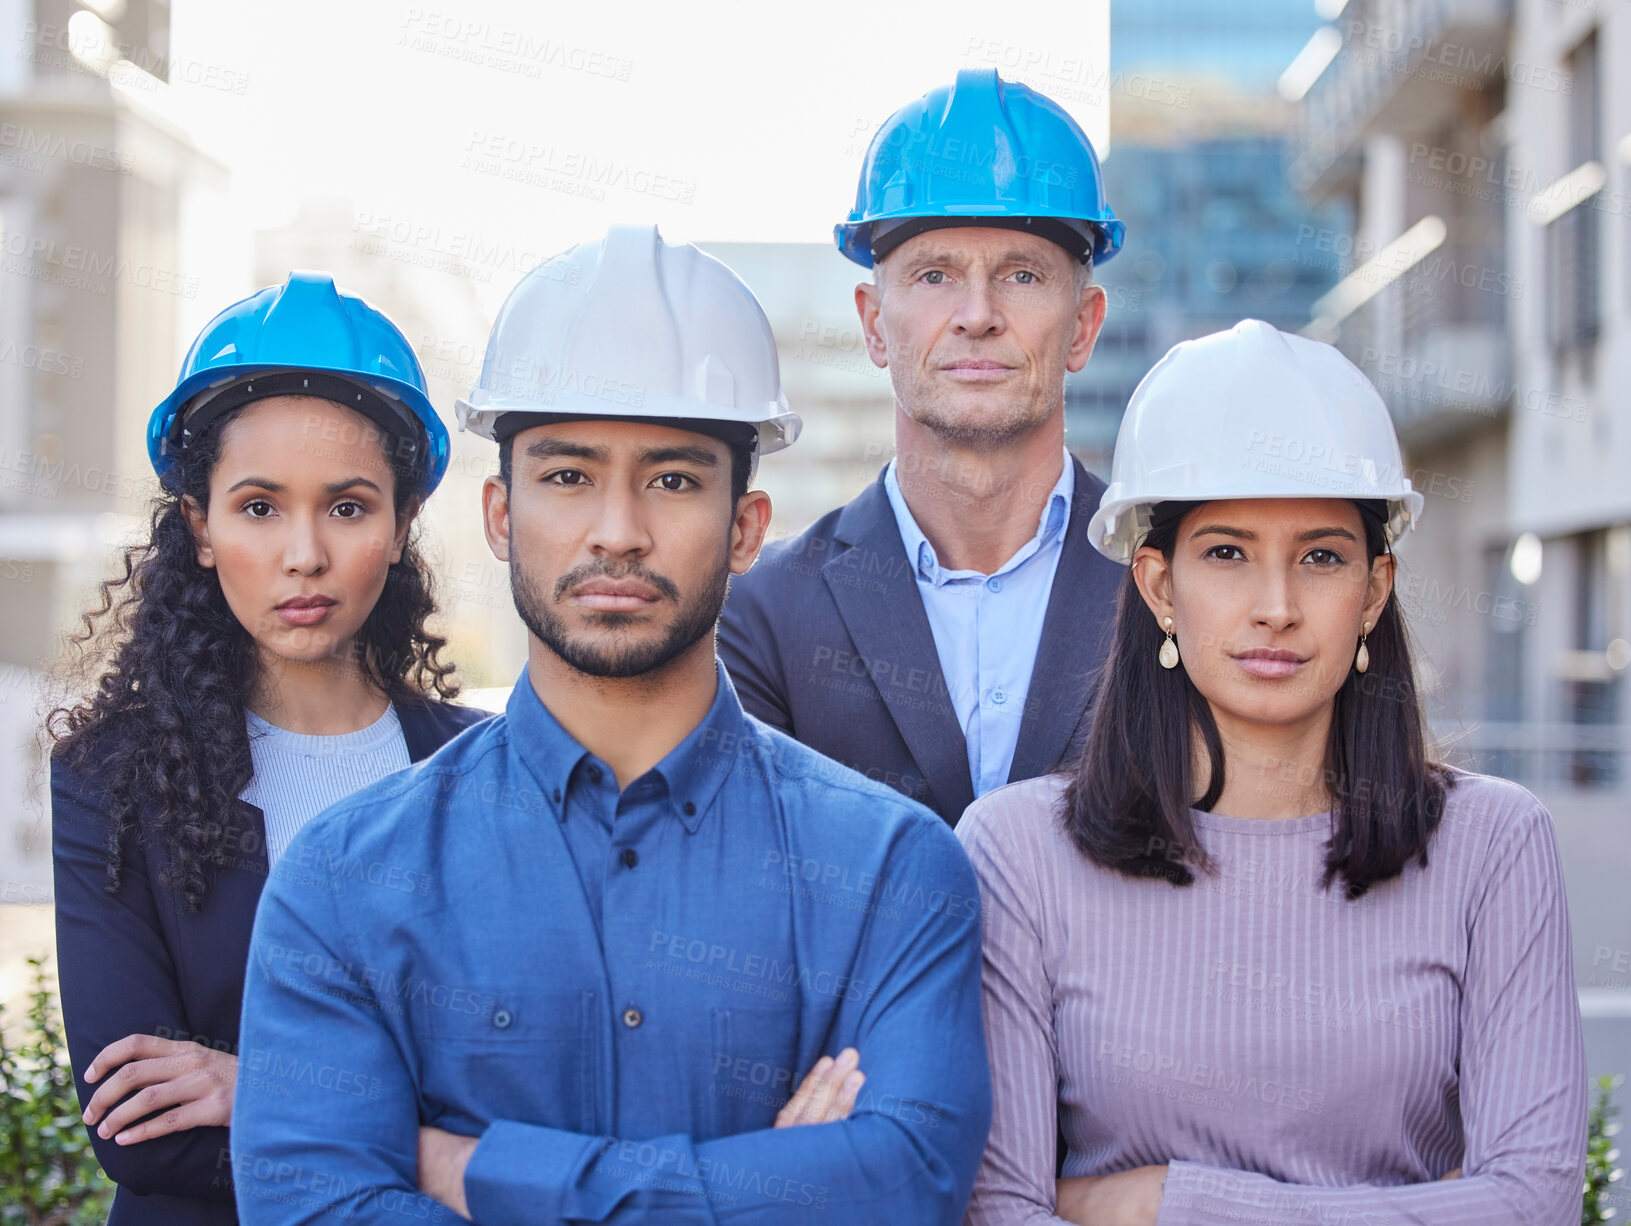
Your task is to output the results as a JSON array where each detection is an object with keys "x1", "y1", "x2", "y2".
[{"x1": 720, "y1": 70, "x2": 1128, "y2": 826}]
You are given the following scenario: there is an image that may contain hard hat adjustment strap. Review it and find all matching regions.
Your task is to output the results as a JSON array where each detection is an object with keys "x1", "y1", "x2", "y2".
[
  {"x1": 491, "y1": 411, "x2": 758, "y2": 454},
  {"x1": 176, "y1": 370, "x2": 424, "y2": 465},
  {"x1": 867, "y1": 215, "x2": 1099, "y2": 265}
]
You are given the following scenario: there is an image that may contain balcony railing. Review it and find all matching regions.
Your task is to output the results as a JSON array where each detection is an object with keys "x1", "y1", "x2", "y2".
[
  {"x1": 1329, "y1": 234, "x2": 1511, "y2": 441},
  {"x1": 1293, "y1": 0, "x2": 1512, "y2": 196},
  {"x1": 1435, "y1": 721, "x2": 1630, "y2": 792}
]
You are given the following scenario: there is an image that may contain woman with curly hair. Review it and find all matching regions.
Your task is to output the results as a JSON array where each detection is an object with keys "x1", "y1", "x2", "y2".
[
  {"x1": 959, "y1": 321, "x2": 1585, "y2": 1225},
  {"x1": 49, "y1": 273, "x2": 488, "y2": 1226}
]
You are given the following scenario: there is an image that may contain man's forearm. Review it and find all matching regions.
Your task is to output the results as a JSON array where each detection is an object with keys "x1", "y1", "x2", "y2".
[{"x1": 465, "y1": 1106, "x2": 982, "y2": 1226}]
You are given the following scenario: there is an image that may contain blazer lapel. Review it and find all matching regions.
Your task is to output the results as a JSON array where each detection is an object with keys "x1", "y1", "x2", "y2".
[
  {"x1": 1008, "y1": 458, "x2": 1120, "y2": 784},
  {"x1": 822, "y1": 474, "x2": 974, "y2": 822},
  {"x1": 398, "y1": 699, "x2": 445, "y2": 762},
  {"x1": 234, "y1": 799, "x2": 271, "y2": 882}
]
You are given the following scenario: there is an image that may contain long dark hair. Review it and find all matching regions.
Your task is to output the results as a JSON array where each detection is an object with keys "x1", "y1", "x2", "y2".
[
  {"x1": 48, "y1": 401, "x2": 459, "y2": 910},
  {"x1": 1062, "y1": 501, "x2": 1450, "y2": 898}
]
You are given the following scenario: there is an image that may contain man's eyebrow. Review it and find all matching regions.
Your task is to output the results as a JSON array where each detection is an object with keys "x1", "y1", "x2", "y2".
[
  {"x1": 638, "y1": 445, "x2": 719, "y2": 468},
  {"x1": 995, "y1": 248, "x2": 1049, "y2": 266},
  {"x1": 523, "y1": 440, "x2": 609, "y2": 462},
  {"x1": 901, "y1": 248, "x2": 1049, "y2": 271},
  {"x1": 901, "y1": 248, "x2": 963, "y2": 271}
]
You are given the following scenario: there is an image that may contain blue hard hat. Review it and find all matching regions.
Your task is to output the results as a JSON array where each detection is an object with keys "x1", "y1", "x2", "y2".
[
  {"x1": 835, "y1": 68, "x2": 1125, "y2": 269},
  {"x1": 146, "y1": 272, "x2": 449, "y2": 493}
]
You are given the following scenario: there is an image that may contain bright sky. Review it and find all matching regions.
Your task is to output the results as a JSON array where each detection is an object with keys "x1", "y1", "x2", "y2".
[{"x1": 167, "y1": 0, "x2": 1109, "y2": 271}]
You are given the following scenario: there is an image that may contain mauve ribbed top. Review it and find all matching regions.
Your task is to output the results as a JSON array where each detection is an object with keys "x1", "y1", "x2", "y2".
[{"x1": 955, "y1": 770, "x2": 1586, "y2": 1225}]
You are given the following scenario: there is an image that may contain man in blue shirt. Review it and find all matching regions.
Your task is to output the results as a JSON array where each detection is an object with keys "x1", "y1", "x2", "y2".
[
  {"x1": 719, "y1": 70, "x2": 1129, "y2": 823},
  {"x1": 231, "y1": 227, "x2": 992, "y2": 1224}
]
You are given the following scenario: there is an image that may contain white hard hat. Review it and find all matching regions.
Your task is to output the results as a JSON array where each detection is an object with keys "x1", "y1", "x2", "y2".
[
  {"x1": 456, "y1": 225, "x2": 801, "y2": 475},
  {"x1": 1087, "y1": 319, "x2": 1425, "y2": 564}
]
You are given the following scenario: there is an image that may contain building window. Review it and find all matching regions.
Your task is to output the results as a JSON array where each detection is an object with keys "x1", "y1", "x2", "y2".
[{"x1": 1547, "y1": 31, "x2": 1602, "y2": 355}]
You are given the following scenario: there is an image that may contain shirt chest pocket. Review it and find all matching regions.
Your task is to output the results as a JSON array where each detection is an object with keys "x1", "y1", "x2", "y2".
[
  {"x1": 703, "y1": 1004, "x2": 801, "y2": 1142},
  {"x1": 411, "y1": 986, "x2": 598, "y2": 1134}
]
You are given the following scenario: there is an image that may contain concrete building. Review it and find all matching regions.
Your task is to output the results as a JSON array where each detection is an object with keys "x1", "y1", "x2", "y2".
[
  {"x1": 1291, "y1": 0, "x2": 1515, "y2": 742},
  {"x1": 0, "y1": 0, "x2": 247, "y2": 901},
  {"x1": 698, "y1": 241, "x2": 894, "y2": 541},
  {"x1": 1292, "y1": 0, "x2": 1631, "y2": 1126},
  {"x1": 1071, "y1": 0, "x2": 1351, "y2": 475}
]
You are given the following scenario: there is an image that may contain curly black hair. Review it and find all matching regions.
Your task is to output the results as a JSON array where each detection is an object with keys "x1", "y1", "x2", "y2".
[{"x1": 48, "y1": 400, "x2": 460, "y2": 911}]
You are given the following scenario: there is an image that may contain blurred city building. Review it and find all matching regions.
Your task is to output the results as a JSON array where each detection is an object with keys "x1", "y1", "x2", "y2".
[
  {"x1": 1292, "y1": 0, "x2": 1631, "y2": 784},
  {"x1": 0, "y1": 0, "x2": 247, "y2": 899},
  {"x1": 1075, "y1": 0, "x2": 1352, "y2": 473},
  {"x1": 697, "y1": 241, "x2": 894, "y2": 545},
  {"x1": 1291, "y1": 0, "x2": 1631, "y2": 1109}
]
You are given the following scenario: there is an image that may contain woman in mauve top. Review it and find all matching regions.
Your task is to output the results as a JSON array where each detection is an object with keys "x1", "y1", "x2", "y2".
[{"x1": 957, "y1": 320, "x2": 1585, "y2": 1226}]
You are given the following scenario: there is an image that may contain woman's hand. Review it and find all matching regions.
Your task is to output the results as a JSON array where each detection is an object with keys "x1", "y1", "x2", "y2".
[
  {"x1": 418, "y1": 1126, "x2": 477, "y2": 1219},
  {"x1": 773, "y1": 1047, "x2": 866, "y2": 1127},
  {"x1": 1056, "y1": 1165, "x2": 1166, "y2": 1226},
  {"x1": 81, "y1": 1034, "x2": 237, "y2": 1145}
]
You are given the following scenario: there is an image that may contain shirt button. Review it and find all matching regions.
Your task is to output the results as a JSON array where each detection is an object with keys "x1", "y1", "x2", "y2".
[
  {"x1": 587, "y1": 765, "x2": 604, "y2": 784},
  {"x1": 682, "y1": 801, "x2": 696, "y2": 816},
  {"x1": 991, "y1": 689, "x2": 1007, "y2": 705},
  {"x1": 987, "y1": 576, "x2": 1003, "y2": 593},
  {"x1": 552, "y1": 788, "x2": 562, "y2": 804},
  {"x1": 492, "y1": 1009, "x2": 513, "y2": 1030},
  {"x1": 622, "y1": 1007, "x2": 643, "y2": 1029},
  {"x1": 620, "y1": 847, "x2": 639, "y2": 868}
]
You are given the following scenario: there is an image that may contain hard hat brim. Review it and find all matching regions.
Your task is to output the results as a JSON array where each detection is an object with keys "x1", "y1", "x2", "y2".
[
  {"x1": 456, "y1": 395, "x2": 801, "y2": 457},
  {"x1": 836, "y1": 210, "x2": 1125, "y2": 269},
  {"x1": 148, "y1": 364, "x2": 450, "y2": 494},
  {"x1": 1087, "y1": 488, "x2": 1425, "y2": 565}
]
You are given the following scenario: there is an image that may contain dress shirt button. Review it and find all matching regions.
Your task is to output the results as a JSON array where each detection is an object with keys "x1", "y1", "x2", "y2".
[
  {"x1": 991, "y1": 689, "x2": 1007, "y2": 705},
  {"x1": 620, "y1": 847, "x2": 639, "y2": 868},
  {"x1": 552, "y1": 788, "x2": 562, "y2": 804},
  {"x1": 682, "y1": 801, "x2": 696, "y2": 816},
  {"x1": 622, "y1": 1007, "x2": 643, "y2": 1029},
  {"x1": 986, "y1": 576, "x2": 1003, "y2": 593},
  {"x1": 587, "y1": 765, "x2": 604, "y2": 784},
  {"x1": 492, "y1": 1009, "x2": 513, "y2": 1030}
]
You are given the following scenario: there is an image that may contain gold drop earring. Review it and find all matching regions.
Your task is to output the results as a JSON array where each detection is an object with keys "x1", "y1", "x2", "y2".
[
  {"x1": 1158, "y1": 616, "x2": 1180, "y2": 670},
  {"x1": 1355, "y1": 620, "x2": 1372, "y2": 674}
]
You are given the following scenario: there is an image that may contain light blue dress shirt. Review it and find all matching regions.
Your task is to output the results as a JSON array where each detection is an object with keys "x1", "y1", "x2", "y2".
[
  {"x1": 233, "y1": 662, "x2": 991, "y2": 1225},
  {"x1": 883, "y1": 452, "x2": 1074, "y2": 798}
]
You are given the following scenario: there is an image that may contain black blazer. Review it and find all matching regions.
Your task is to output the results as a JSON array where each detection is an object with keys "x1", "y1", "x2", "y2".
[
  {"x1": 51, "y1": 697, "x2": 489, "y2": 1226},
  {"x1": 719, "y1": 458, "x2": 1123, "y2": 824}
]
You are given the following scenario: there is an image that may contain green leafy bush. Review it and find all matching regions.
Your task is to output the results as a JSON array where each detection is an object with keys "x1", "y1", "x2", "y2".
[
  {"x1": 1584, "y1": 1073, "x2": 1624, "y2": 1224},
  {"x1": 0, "y1": 957, "x2": 113, "y2": 1226}
]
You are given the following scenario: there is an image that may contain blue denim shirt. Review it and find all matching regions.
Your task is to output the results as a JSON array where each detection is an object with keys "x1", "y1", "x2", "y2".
[{"x1": 232, "y1": 663, "x2": 991, "y2": 1225}]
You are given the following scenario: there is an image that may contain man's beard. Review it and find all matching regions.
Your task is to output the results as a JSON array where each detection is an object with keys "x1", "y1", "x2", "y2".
[
  {"x1": 509, "y1": 548, "x2": 730, "y2": 679},
  {"x1": 891, "y1": 360, "x2": 1056, "y2": 450}
]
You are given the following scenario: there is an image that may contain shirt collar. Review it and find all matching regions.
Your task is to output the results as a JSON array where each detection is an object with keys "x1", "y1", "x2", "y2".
[
  {"x1": 882, "y1": 450, "x2": 1075, "y2": 586},
  {"x1": 505, "y1": 659, "x2": 746, "y2": 834}
]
